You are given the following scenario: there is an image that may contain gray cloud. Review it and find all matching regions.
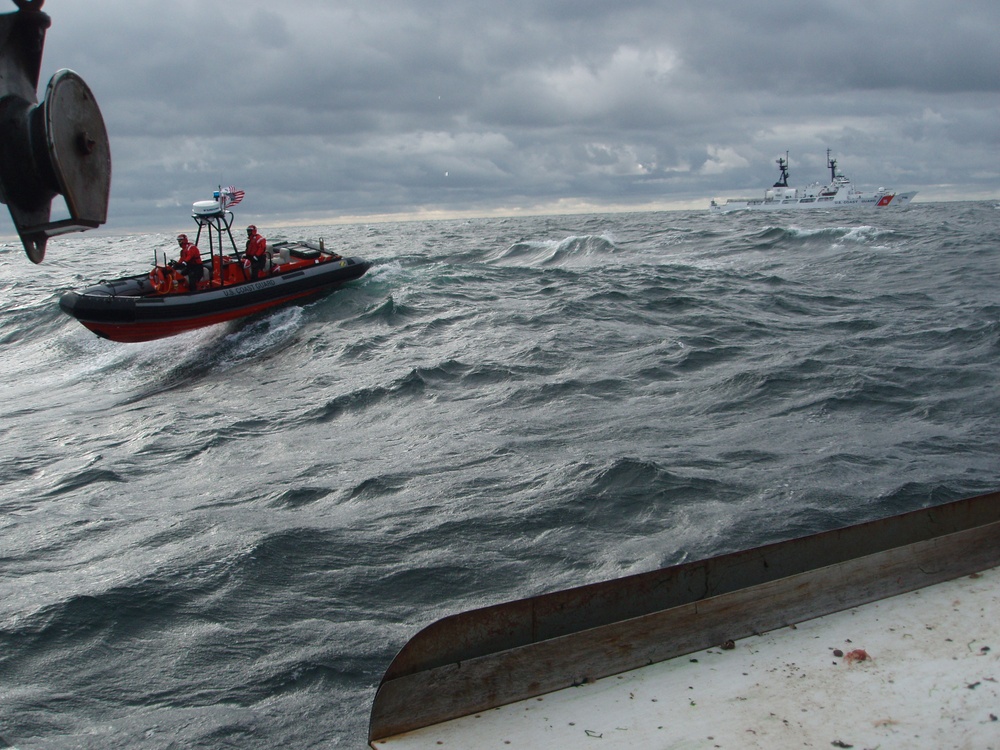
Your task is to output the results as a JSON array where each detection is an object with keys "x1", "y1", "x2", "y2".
[{"x1": 18, "y1": 0, "x2": 1000, "y2": 231}]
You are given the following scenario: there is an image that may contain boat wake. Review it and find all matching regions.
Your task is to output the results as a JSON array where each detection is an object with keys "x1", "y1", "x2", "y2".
[
  {"x1": 60, "y1": 305, "x2": 308, "y2": 405},
  {"x1": 214, "y1": 307, "x2": 305, "y2": 367}
]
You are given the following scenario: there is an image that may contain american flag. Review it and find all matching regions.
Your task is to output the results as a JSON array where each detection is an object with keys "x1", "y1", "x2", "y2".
[{"x1": 221, "y1": 186, "x2": 245, "y2": 208}]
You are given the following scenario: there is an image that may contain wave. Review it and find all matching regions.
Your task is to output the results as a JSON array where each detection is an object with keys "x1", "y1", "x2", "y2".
[
  {"x1": 299, "y1": 368, "x2": 428, "y2": 424},
  {"x1": 491, "y1": 234, "x2": 619, "y2": 266},
  {"x1": 747, "y1": 224, "x2": 897, "y2": 251}
]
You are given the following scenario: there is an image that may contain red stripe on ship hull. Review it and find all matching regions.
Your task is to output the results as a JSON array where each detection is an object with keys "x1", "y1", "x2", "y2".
[{"x1": 80, "y1": 289, "x2": 323, "y2": 343}]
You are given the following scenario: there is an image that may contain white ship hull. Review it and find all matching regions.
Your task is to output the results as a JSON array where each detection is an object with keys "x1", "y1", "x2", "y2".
[{"x1": 712, "y1": 189, "x2": 916, "y2": 213}]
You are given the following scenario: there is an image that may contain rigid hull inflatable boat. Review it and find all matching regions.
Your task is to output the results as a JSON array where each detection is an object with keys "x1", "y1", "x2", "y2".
[{"x1": 60, "y1": 191, "x2": 370, "y2": 342}]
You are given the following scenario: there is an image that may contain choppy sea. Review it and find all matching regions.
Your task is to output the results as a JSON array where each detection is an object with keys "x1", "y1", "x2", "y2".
[{"x1": 1, "y1": 201, "x2": 998, "y2": 748}]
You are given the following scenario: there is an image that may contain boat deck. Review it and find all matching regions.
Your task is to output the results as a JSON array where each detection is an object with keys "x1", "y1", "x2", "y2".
[{"x1": 374, "y1": 563, "x2": 1000, "y2": 749}]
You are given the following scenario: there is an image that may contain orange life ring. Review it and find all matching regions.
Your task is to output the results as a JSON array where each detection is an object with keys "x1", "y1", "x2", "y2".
[{"x1": 149, "y1": 265, "x2": 173, "y2": 295}]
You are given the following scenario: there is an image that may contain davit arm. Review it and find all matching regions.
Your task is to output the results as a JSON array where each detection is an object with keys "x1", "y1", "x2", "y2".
[{"x1": 0, "y1": 0, "x2": 111, "y2": 263}]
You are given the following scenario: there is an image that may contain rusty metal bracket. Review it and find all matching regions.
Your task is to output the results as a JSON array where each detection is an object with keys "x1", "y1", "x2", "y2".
[{"x1": 0, "y1": 0, "x2": 111, "y2": 262}]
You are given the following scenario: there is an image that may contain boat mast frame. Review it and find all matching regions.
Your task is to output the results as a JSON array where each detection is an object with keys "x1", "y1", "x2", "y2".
[{"x1": 191, "y1": 207, "x2": 242, "y2": 288}]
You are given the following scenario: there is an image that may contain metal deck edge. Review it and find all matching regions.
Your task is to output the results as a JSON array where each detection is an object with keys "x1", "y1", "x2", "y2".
[{"x1": 369, "y1": 492, "x2": 1000, "y2": 741}]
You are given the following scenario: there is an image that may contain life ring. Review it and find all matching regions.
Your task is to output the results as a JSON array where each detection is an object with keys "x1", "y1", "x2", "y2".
[{"x1": 149, "y1": 265, "x2": 173, "y2": 294}]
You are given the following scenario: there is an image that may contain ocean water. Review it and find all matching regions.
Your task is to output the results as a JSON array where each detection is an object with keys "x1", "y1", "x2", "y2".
[{"x1": 1, "y1": 201, "x2": 998, "y2": 748}]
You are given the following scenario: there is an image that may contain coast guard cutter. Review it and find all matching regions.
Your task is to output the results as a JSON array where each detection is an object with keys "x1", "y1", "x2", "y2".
[{"x1": 711, "y1": 150, "x2": 917, "y2": 213}]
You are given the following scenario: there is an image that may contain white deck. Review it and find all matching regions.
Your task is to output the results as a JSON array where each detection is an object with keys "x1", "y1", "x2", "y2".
[{"x1": 375, "y1": 565, "x2": 1000, "y2": 749}]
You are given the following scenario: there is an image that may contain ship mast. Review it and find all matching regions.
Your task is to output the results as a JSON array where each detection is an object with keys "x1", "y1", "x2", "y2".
[
  {"x1": 827, "y1": 149, "x2": 840, "y2": 182},
  {"x1": 773, "y1": 152, "x2": 789, "y2": 187}
]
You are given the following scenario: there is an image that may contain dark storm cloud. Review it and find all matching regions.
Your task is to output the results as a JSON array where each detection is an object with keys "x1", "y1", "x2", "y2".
[
  {"x1": 670, "y1": 2, "x2": 1000, "y2": 94},
  {"x1": 20, "y1": 0, "x2": 1000, "y2": 230}
]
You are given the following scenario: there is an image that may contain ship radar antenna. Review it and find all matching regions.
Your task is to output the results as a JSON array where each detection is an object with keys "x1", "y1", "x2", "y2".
[
  {"x1": 827, "y1": 149, "x2": 840, "y2": 182},
  {"x1": 773, "y1": 151, "x2": 789, "y2": 188}
]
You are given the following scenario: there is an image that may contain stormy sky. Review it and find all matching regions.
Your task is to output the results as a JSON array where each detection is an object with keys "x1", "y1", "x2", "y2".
[{"x1": 15, "y1": 0, "x2": 1000, "y2": 230}]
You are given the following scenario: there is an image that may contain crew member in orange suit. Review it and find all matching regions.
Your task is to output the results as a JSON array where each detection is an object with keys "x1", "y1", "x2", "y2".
[
  {"x1": 175, "y1": 234, "x2": 204, "y2": 292},
  {"x1": 245, "y1": 224, "x2": 268, "y2": 280}
]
